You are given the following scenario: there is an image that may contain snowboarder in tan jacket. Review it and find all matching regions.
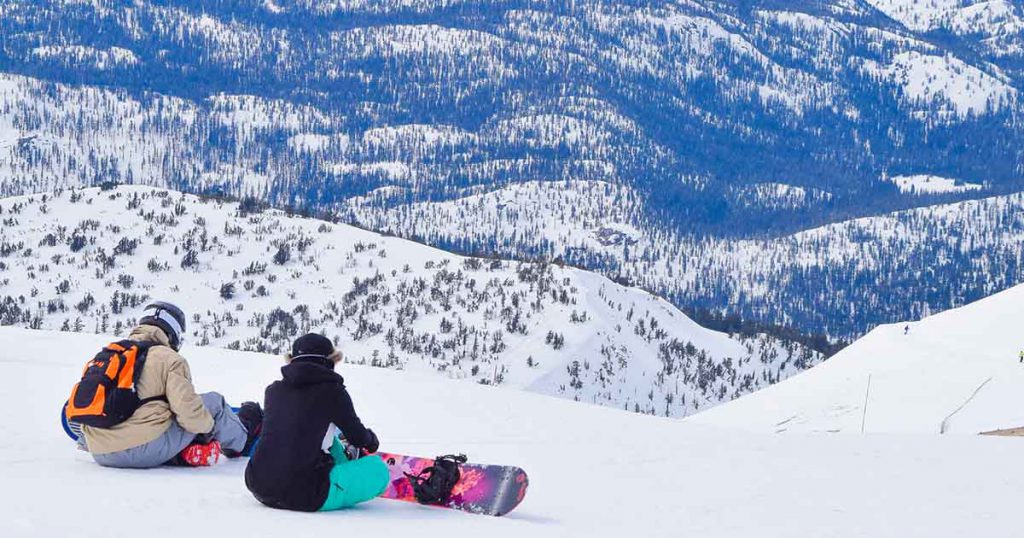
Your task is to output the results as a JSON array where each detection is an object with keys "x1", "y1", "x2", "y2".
[{"x1": 80, "y1": 302, "x2": 262, "y2": 468}]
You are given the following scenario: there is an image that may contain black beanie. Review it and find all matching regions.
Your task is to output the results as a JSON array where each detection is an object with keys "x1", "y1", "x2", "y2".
[{"x1": 290, "y1": 333, "x2": 336, "y2": 369}]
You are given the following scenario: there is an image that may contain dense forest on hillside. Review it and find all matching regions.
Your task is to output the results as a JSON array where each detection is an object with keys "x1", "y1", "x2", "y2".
[{"x1": 0, "y1": 0, "x2": 1021, "y2": 340}]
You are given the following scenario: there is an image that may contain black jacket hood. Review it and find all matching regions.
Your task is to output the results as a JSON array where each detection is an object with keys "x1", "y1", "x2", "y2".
[{"x1": 280, "y1": 361, "x2": 343, "y2": 387}]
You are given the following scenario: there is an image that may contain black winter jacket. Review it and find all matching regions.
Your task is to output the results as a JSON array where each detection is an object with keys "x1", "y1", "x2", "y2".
[{"x1": 244, "y1": 360, "x2": 376, "y2": 511}]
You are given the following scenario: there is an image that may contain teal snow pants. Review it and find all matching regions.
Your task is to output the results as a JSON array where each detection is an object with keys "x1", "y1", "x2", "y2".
[{"x1": 319, "y1": 437, "x2": 389, "y2": 511}]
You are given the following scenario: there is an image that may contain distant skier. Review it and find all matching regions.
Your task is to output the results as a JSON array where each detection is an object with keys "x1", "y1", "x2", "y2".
[
  {"x1": 1019, "y1": 350, "x2": 1023, "y2": 364},
  {"x1": 66, "y1": 302, "x2": 262, "y2": 468},
  {"x1": 904, "y1": 325, "x2": 910, "y2": 335},
  {"x1": 245, "y1": 333, "x2": 388, "y2": 512}
]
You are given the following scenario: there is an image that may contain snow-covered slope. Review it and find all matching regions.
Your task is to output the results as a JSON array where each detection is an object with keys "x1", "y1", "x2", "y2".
[
  {"x1": 867, "y1": 0, "x2": 1024, "y2": 35},
  {"x1": 2, "y1": 327, "x2": 1022, "y2": 537},
  {"x1": 861, "y1": 50, "x2": 1017, "y2": 118},
  {"x1": 887, "y1": 174, "x2": 983, "y2": 194},
  {"x1": 0, "y1": 185, "x2": 820, "y2": 417},
  {"x1": 691, "y1": 282, "x2": 1024, "y2": 434}
]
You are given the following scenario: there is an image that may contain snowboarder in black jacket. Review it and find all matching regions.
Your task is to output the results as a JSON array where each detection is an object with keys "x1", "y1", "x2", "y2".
[{"x1": 245, "y1": 333, "x2": 389, "y2": 512}]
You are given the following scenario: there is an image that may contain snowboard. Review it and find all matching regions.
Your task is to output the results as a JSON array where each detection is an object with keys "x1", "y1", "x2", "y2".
[
  {"x1": 377, "y1": 452, "x2": 528, "y2": 517},
  {"x1": 60, "y1": 401, "x2": 84, "y2": 442}
]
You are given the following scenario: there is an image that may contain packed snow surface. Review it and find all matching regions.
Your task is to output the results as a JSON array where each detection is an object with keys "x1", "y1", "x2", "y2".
[
  {"x1": 1, "y1": 327, "x2": 1023, "y2": 537},
  {"x1": 692, "y1": 282, "x2": 1024, "y2": 434}
]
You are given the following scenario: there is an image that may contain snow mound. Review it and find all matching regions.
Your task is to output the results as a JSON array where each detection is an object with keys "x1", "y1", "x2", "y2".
[
  {"x1": 691, "y1": 283, "x2": 1024, "y2": 434},
  {"x1": 2, "y1": 327, "x2": 1023, "y2": 537}
]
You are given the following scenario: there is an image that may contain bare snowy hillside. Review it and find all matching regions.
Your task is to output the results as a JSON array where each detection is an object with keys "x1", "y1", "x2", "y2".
[
  {"x1": 2, "y1": 327, "x2": 1022, "y2": 538},
  {"x1": 690, "y1": 282, "x2": 1024, "y2": 434},
  {"x1": 0, "y1": 185, "x2": 821, "y2": 417}
]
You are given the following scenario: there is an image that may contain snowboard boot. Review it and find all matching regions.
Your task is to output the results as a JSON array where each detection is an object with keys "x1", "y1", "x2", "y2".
[
  {"x1": 176, "y1": 440, "x2": 222, "y2": 467},
  {"x1": 226, "y1": 401, "x2": 263, "y2": 458}
]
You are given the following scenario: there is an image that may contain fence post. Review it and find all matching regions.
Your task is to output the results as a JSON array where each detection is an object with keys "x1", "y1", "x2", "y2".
[{"x1": 861, "y1": 374, "x2": 872, "y2": 434}]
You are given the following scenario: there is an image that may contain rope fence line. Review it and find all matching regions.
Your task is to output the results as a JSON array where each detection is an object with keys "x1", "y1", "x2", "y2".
[{"x1": 940, "y1": 377, "x2": 993, "y2": 434}]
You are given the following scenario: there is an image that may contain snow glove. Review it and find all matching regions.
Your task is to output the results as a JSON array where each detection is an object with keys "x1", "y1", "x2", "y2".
[
  {"x1": 340, "y1": 430, "x2": 379, "y2": 461},
  {"x1": 363, "y1": 429, "x2": 380, "y2": 454}
]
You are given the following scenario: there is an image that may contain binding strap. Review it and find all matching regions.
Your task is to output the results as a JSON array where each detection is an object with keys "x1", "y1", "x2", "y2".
[{"x1": 404, "y1": 454, "x2": 468, "y2": 505}]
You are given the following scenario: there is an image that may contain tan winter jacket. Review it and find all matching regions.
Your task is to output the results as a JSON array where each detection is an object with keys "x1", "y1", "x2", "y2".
[{"x1": 82, "y1": 325, "x2": 214, "y2": 455}]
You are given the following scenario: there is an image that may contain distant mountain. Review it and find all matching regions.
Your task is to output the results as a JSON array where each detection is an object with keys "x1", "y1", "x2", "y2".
[
  {"x1": 0, "y1": 0, "x2": 1021, "y2": 339},
  {"x1": 0, "y1": 185, "x2": 821, "y2": 416},
  {"x1": 690, "y1": 281, "x2": 1024, "y2": 434},
  {"x1": 347, "y1": 179, "x2": 1024, "y2": 339}
]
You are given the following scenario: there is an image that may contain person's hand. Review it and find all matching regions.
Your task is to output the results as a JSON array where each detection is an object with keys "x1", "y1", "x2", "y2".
[
  {"x1": 362, "y1": 429, "x2": 380, "y2": 454},
  {"x1": 193, "y1": 432, "x2": 215, "y2": 445}
]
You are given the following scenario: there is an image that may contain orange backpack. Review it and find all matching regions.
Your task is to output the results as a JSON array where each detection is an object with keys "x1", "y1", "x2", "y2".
[{"x1": 65, "y1": 340, "x2": 164, "y2": 428}]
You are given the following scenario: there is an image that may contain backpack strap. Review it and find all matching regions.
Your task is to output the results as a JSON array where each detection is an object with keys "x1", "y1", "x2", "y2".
[{"x1": 114, "y1": 339, "x2": 168, "y2": 404}]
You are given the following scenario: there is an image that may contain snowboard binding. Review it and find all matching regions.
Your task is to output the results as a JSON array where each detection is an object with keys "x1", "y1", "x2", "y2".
[{"x1": 404, "y1": 454, "x2": 468, "y2": 505}]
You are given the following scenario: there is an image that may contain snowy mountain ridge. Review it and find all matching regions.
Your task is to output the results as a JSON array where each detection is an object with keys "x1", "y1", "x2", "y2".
[
  {"x1": 0, "y1": 185, "x2": 821, "y2": 417},
  {"x1": 691, "y1": 280, "x2": 1024, "y2": 434}
]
